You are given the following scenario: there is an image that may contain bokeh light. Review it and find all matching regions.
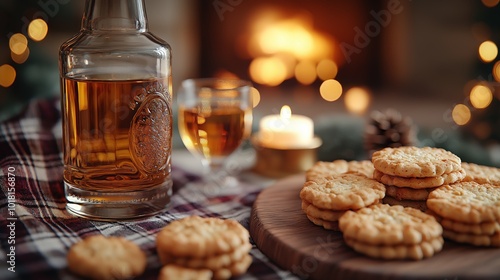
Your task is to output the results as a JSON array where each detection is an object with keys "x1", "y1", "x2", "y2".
[
  {"x1": 482, "y1": 0, "x2": 500, "y2": 7},
  {"x1": 11, "y1": 47, "x2": 30, "y2": 64},
  {"x1": 0, "y1": 64, "x2": 17, "y2": 88},
  {"x1": 493, "y1": 61, "x2": 500, "y2": 82},
  {"x1": 469, "y1": 84, "x2": 493, "y2": 109},
  {"x1": 452, "y1": 104, "x2": 471, "y2": 126},
  {"x1": 9, "y1": 33, "x2": 28, "y2": 55},
  {"x1": 344, "y1": 87, "x2": 371, "y2": 114},
  {"x1": 28, "y1": 19, "x2": 49, "y2": 41},
  {"x1": 251, "y1": 87, "x2": 261, "y2": 108},
  {"x1": 472, "y1": 122, "x2": 492, "y2": 140},
  {"x1": 295, "y1": 61, "x2": 316, "y2": 85},
  {"x1": 319, "y1": 79, "x2": 342, "y2": 102},
  {"x1": 249, "y1": 56, "x2": 287, "y2": 86},
  {"x1": 478, "y1": 40, "x2": 498, "y2": 62},
  {"x1": 316, "y1": 59, "x2": 338, "y2": 80}
]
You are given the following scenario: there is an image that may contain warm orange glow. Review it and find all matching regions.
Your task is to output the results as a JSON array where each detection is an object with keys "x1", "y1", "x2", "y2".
[
  {"x1": 319, "y1": 79, "x2": 342, "y2": 102},
  {"x1": 280, "y1": 105, "x2": 292, "y2": 119},
  {"x1": 0, "y1": 64, "x2": 16, "y2": 88},
  {"x1": 246, "y1": 9, "x2": 337, "y2": 86},
  {"x1": 251, "y1": 87, "x2": 261, "y2": 108},
  {"x1": 295, "y1": 61, "x2": 316, "y2": 85},
  {"x1": 317, "y1": 59, "x2": 338, "y2": 80},
  {"x1": 482, "y1": 0, "x2": 499, "y2": 7},
  {"x1": 470, "y1": 84, "x2": 493, "y2": 109},
  {"x1": 249, "y1": 56, "x2": 287, "y2": 86},
  {"x1": 478, "y1": 40, "x2": 498, "y2": 62},
  {"x1": 344, "y1": 87, "x2": 371, "y2": 114},
  {"x1": 493, "y1": 61, "x2": 500, "y2": 82},
  {"x1": 472, "y1": 122, "x2": 491, "y2": 139},
  {"x1": 11, "y1": 47, "x2": 30, "y2": 64},
  {"x1": 214, "y1": 69, "x2": 240, "y2": 80},
  {"x1": 254, "y1": 18, "x2": 333, "y2": 61},
  {"x1": 452, "y1": 104, "x2": 471, "y2": 126},
  {"x1": 28, "y1": 19, "x2": 48, "y2": 41},
  {"x1": 9, "y1": 33, "x2": 28, "y2": 55}
]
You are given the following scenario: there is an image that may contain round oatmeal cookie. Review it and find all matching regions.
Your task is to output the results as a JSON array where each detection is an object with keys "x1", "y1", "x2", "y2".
[
  {"x1": 301, "y1": 201, "x2": 346, "y2": 222},
  {"x1": 339, "y1": 204, "x2": 442, "y2": 245},
  {"x1": 374, "y1": 169, "x2": 465, "y2": 189},
  {"x1": 427, "y1": 182, "x2": 500, "y2": 224},
  {"x1": 382, "y1": 196, "x2": 428, "y2": 212},
  {"x1": 372, "y1": 146, "x2": 462, "y2": 178},
  {"x1": 158, "y1": 265, "x2": 212, "y2": 280},
  {"x1": 67, "y1": 235, "x2": 146, "y2": 280},
  {"x1": 300, "y1": 173, "x2": 385, "y2": 211},
  {"x1": 443, "y1": 229, "x2": 500, "y2": 247},
  {"x1": 306, "y1": 160, "x2": 374, "y2": 181},
  {"x1": 212, "y1": 254, "x2": 253, "y2": 280},
  {"x1": 306, "y1": 214, "x2": 341, "y2": 231},
  {"x1": 385, "y1": 185, "x2": 436, "y2": 201},
  {"x1": 440, "y1": 218, "x2": 500, "y2": 235},
  {"x1": 159, "y1": 243, "x2": 252, "y2": 270},
  {"x1": 345, "y1": 160, "x2": 375, "y2": 179},
  {"x1": 461, "y1": 162, "x2": 500, "y2": 185},
  {"x1": 305, "y1": 160, "x2": 349, "y2": 181},
  {"x1": 344, "y1": 236, "x2": 444, "y2": 260},
  {"x1": 156, "y1": 216, "x2": 249, "y2": 259}
]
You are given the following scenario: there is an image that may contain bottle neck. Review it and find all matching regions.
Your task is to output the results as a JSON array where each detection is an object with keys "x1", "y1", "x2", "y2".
[{"x1": 82, "y1": 0, "x2": 148, "y2": 32}]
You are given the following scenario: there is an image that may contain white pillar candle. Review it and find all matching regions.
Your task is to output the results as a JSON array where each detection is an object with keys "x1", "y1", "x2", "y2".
[{"x1": 259, "y1": 105, "x2": 314, "y2": 149}]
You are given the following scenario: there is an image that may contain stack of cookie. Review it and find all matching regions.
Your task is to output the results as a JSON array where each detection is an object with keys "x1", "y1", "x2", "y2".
[
  {"x1": 371, "y1": 146, "x2": 465, "y2": 212},
  {"x1": 339, "y1": 204, "x2": 444, "y2": 260},
  {"x1": 156, "y1": 216, "x2": 252, "y2": 280},
  {"x1": 300, "y1": 173, "x2": 385, "y2": 231},
  {"x1": 427, "y1": 182, "x2": 500, "y2": 247}
]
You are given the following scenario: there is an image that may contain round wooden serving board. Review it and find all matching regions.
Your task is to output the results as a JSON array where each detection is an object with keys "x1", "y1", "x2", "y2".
[{"x1": 249, "y1": 174, "x2": 500, "y2": 280}]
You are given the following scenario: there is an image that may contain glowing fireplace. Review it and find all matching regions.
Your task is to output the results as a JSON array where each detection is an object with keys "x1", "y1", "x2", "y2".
[{"x1": 198, "y1": 1, "x2": 383, "y2": 89}]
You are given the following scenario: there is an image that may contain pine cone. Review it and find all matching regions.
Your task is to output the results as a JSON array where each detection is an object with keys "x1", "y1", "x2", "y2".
[{"x1": 364, "y1": 108, "x2": 417, "y2": 156}]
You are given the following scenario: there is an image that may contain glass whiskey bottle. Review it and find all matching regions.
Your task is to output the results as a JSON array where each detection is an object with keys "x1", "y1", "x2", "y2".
[{"x1": 59, "y1": 0, "x2": 173, "y2": 220}]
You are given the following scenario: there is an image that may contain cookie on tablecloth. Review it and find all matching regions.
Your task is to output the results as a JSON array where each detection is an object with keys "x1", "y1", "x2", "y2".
[
  {"x1": 158, "y1": 264, "x2": 212, "y2": 280},
  {"x1": 372, "y1": 146, "x2": 464, "y2": 212},
  {"x1": 67, "y1": 235, "x2": 147, "y2": 280},
  {"x1": 300, "y1": 173, "x2": 385, "y2": 231},
  {"x1": 339, "y1": 204, "x2": 443, "y2": 260},
  {"x1": 156, "y1": 216, "x2": 252, "y2": 280},
  {"x1": 427, "y1": 182, "x2": 500, "y2": 247}
]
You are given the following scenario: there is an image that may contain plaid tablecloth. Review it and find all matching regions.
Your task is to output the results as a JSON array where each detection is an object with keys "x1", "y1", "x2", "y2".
[{"x1": 0, "y1": 99, "x2": 298, "y2": 280}]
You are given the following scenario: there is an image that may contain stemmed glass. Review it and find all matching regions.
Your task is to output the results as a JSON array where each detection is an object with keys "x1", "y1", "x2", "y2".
[{"x1": 177, "y1": 78, "x2": 253, "y2": 189}]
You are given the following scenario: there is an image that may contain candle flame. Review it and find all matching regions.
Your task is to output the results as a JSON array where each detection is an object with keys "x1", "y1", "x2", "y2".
[{"x1": 280, "y1": 105, "x2": 292, "y2": 119}]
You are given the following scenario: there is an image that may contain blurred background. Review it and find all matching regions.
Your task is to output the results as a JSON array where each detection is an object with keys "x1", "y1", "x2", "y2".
[{"x1": 0, "y1": 0, "x2": 499, "y2": 165}]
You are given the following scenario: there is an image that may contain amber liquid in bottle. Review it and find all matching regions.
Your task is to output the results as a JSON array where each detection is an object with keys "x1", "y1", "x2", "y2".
[{"x1": 62, "y1": 78, "x2": 172, "y2": 192}]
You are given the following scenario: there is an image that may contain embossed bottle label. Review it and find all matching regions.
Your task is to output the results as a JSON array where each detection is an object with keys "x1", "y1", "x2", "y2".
[{"x1": 130, "y1": 83, "x2": 172, "y2": 173}]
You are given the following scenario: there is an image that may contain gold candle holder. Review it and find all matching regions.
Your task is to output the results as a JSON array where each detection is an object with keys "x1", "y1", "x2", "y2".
[{"x1": 252, "y1": 134, "x2": 322, "y2": 178}]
